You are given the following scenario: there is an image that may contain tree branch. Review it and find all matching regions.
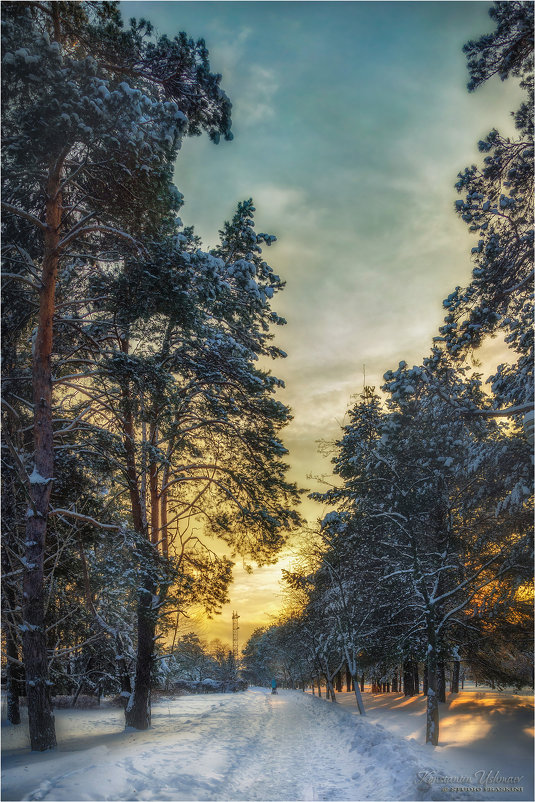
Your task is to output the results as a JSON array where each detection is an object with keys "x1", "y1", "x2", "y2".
[{"x1": 1, "y1": 202, "x2": 48, "y2": 231}]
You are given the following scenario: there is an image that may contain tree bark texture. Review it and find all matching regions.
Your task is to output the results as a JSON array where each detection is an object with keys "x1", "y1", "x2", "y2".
[
  {"x1": 452, "y1": 660, "x2": 460, "y2": 694},
  {"x1": 21, "y1": 161, "x2": 64, "y2": 751},
  {"x1": 124, "y1": 582, "x2": 155, "y2": 730},
  {"x1": 149, "y1": 424, "x2": 159, "y2": 546},
  {"x1": 120, "y1": 344, "x2": 157, "y2": 730},
  {"x1": 426, "y1": 662, "x2": 440, "y2": 745},
  {"x1": 326, "y1": 679, "x2": 336, "y2": 702},
  {"x1": 437, "y1": 659, "x2": 446, "y2": 702},
  {"x1": 160, "y1": 469, "x2": 169, "y2": 560},
  {"x1": 426, "y1": 633, "x2": 440, "y2": 745},
  {"x1": 345, "y1": 665, "x2": 352, "y2": 692},
  {"x1": 353, "y1": 678, "x2": 366, "y2": 715},
  {"x1": 403, "y1": 659, "x2": 415, "y2": 696}
]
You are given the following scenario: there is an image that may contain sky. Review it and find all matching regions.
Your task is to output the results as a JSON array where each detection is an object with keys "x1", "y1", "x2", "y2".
[{"x1": 122, "y1": 0, "x2": 522, "y2": 648}]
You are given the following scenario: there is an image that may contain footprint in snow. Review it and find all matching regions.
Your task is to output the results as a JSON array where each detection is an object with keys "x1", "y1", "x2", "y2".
[{"x1": 24, "y1": 779, "x2": 53, "y2": 801}]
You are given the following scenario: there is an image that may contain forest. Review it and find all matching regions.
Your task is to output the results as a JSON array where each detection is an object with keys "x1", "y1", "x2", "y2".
[
  {"x1": 242, "y1": 0, "x2": 534, "y2": 745},
  {"x1": 1, "y1": 0, "x2": 533, "y2": 759}
]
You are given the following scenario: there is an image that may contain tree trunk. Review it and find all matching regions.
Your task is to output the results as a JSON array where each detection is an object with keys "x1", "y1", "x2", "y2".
[
  {"x1": 335, "y1": 671, "x2": 342, "y2": 693},
  {"x1": 317, "y1": 677, "x2": 322, "y2": 697},
  {"x1": 346, "y1": 664, "x2": 366, "y2": 715},
  {"x1": 124, "y1": 580, "x2": 155, "y2": 730},
  {"x1": 160, "y1": 470, "x2": 169, "y2": 560},
  {"x1": 360, "y1": 673, "x2": 364, "y2": 692},
  {"x1": 121, "y1": 348, "x2": 157, "y2": 730},
  {"x1": 423, "y1": 663, "x2": 428, "y2": 695},
  {"x1": 426, "y1": 640, "x2": 439, "y2": 746},
  {"x1": 345, "y1": 665, "x2": 352, "y2": 692},
  {"x1": 326, "y1": 678, "x2": 336, "y2": 702},
  {"x1": 149, "y1": 424, "x2": 159, "y2": 546},
  {"x1": 426, "y1": 665, "x2": 439, "y2": 745},
  {"x1": 451, "y1": 659, "x2": 460, "y2": 693},
  {"x1": 413, "y1": 662, "x2": 419, "y2": 694},
  {"x1": 149, "y1": 465, "x2": 159, "y2": 545},
  {"x1": 71, "y1": 657, "x2": 92, "y2": 708},
  {"x1": 392, "y1": 673, "x2": 398, "y2": 693},
  {"x1": 403, "y1": 659, "x2": 415, "y2": 696},
  {"x1": 21, "y1": 158, "x2": 65, "y2": 751},
  {"x1": 437, "y1": 659, "x2": 446, "y2": 702}
]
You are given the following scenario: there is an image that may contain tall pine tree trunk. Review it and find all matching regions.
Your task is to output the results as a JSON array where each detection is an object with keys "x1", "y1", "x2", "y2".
[
  {"x1": 22, "y1": 158, "x2": 65, "y2": 751},
  {"x1": 452, "y1": 659, "x2": 460, "y2": 694},
  {"x1": 149, "y1": 424, "x2": 159, "y2": 546},
  {"x1": 426, "y1": 636, "x2": 439, "y2": 746},
  {"x1": 121, "y1": 340, "x2": 156, "y2": 731},
  {"x1": 413, "y1": 661, "x2": 419, "y2": 693},
  {"x1": 124, "y1": 579, "x2": 156, "y2": 729},
  {"x1": 160, "y1": 464, "x2": 169, "y2": 560},
  {"x1": 115, "y1": 634, "x2": 132, "y2": 704},
  {"x1": 437, "y1": 659, "x2": 446, "y2": 703},
  {"x1": 403, "y1": 659, "x2": 415, "y2": 696}
]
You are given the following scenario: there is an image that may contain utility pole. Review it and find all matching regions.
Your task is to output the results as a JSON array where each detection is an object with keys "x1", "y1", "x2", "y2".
[{"x1": 232, "y1": 611, "x2": 240, "y2": 660}]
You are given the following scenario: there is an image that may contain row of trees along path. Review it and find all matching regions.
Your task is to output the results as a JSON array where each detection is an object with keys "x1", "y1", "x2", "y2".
[
  {"x1": 242, "y1": 0, "x2": 534, "y2": 748},
  {"x1": 2, "y1": 1, "x2": 300, "y2": 750}
]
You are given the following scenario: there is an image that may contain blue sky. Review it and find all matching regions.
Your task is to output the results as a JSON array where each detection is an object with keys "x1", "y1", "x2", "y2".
[{"x1": 122, "y1": 1, "x2": 521, "y2": 645}]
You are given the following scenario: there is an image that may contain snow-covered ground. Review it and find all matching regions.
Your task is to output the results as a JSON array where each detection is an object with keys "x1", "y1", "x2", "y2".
[
  {"x1": 1, "y1": 687, "x2": 484, "y2": 802},
  {"x1": 329, "y1": 686, "x2": 534, "y2": 802}
]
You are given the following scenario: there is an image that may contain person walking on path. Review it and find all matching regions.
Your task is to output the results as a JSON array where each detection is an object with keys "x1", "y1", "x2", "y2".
[{"x1": 271, "y1": 678, "x2": 277, "y2": 694}]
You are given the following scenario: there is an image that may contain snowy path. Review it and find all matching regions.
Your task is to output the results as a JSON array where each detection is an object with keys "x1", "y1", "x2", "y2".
[{"x1": 2, "y1": 688, "x2": 451, "y2": 802}]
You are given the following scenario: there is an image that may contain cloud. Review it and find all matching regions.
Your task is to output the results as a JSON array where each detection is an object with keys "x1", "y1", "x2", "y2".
[{"x1": 237, "y1": 65, "x2": 280, "y2": 125}]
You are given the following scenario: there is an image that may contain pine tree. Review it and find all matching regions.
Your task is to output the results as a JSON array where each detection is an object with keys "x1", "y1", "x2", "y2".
[
  {"x1": 1, "y1": 0, "x2": 232, "y2": 749},
  {"x1": 437, "y1": 1, "x2": 533, "y2": 419}
]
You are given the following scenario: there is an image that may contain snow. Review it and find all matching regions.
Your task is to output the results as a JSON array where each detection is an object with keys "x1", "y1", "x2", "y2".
[
  {"x1": 332, "y1": 686, "x2": 534, "y2": 802},
  {"x1": 1, "y1": 688, "x2": 474, "y2": 801},
  {"x1": 28, "y1": 468, "x2": 52, "y2": 485}
]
